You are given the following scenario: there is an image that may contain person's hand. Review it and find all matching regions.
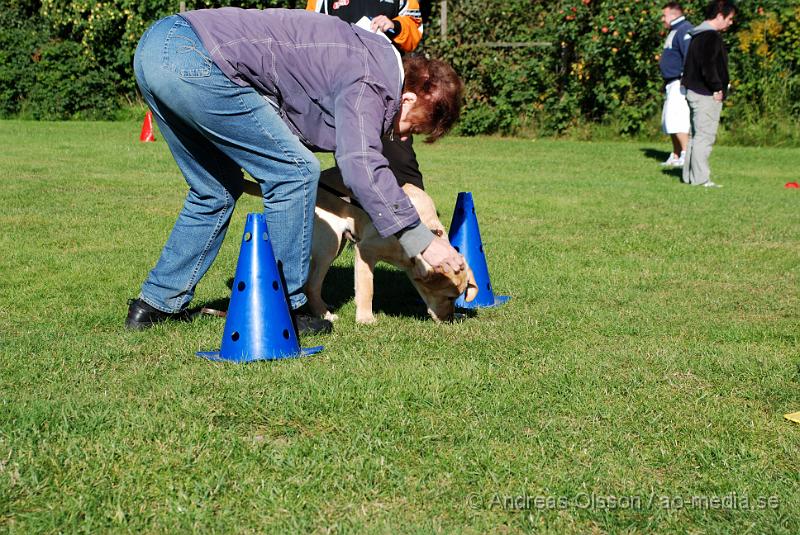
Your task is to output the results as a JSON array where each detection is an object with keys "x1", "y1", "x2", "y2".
[
  {"x1": 421, "y1": 237, "x2": 466, "y2": 274},
  {"x1": 371, "y1": 15, "x2": 395, "y2": 33},
  {"x1": 713, "y1": 90, "x2": 724, "y2": 102}
]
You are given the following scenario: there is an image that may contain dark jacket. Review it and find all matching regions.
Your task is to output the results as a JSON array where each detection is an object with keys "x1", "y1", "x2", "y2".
[
  {"x1": 659, "y1": 16, "x2": 693, "y2": 82},
  {"x1": 181, "y1": 8, "x2": 424, "y2": 243},
  {"x1": 681, "y1": 22, "x2": 729, "y2": 98}
]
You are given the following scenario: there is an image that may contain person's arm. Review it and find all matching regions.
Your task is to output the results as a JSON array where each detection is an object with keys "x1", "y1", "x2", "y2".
[
  {"x1": 333, "y1": 83, "x2": 463, "y2": 270},
  {"x1": 391, "y1": 0, "x2": 423, "y2": 53},
  {"x1": 677, "y1": 26, "x2": 692, "y2": 68},
  {"x1": 372, "y1": 0, "x2": 423, "y2": 53},
  {"x1": 333, "y1": 82, "x2": 431, "y2": 255},
  {"x1": 699, "y1": 33, "x2": 725, "y2": 96}
]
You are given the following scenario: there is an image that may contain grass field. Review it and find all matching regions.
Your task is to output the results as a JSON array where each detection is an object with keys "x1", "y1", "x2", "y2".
[{"x1": 1, "y1": 120, "x2": 799, "y2": 533}]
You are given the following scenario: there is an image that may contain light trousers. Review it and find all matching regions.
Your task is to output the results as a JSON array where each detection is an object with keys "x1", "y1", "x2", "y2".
[{"x1": 682, "y1": 89, "x2": 722, "y2": 185}]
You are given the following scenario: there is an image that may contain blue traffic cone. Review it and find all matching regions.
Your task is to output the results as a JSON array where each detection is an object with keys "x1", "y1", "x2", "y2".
[
  {"x1": 448, "y1": 192, "x2": 510, "y2": 309},
  {"x1": 197, "y1": 213, "x2": 323, "y2": 363}
]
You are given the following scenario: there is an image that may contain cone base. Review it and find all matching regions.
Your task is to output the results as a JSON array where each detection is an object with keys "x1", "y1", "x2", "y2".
[
  {"x1": 457, "y1": 294, "x2": 511, "y2": 310},
  {"x1": 196, "y1": 345, "x2": 324, "y2": 363}
]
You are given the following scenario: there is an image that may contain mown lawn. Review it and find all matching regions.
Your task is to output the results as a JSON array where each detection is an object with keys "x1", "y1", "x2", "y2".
[{"x1": 1, "y1": 120, "x2": 798, "y2": 533}]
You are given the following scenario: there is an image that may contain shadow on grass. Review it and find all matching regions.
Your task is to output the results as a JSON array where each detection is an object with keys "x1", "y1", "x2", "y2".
[
  {"x1": 641, "y1": 148, "x2": 687, "y2": 183},
  {"x1": 318, "y1": 265, "x2": 479, "y2": 321},
  {"x1": 319, "y1": 265, "x2": 431, "y2": 321},
  {"x1": 640, "y1": 147, "x2": 671, "y2": 163},
  {"x1": 195, "y1": 266, "x2": 439, "y2": 322},
  {"x1": 661, "y1": 167, "x2": 684, "y2": 181}
]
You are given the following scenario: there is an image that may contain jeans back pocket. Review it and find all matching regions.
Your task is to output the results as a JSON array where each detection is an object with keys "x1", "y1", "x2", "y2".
[{"x1": 162, "y1": 21, "x2": 212, "y2": 79}]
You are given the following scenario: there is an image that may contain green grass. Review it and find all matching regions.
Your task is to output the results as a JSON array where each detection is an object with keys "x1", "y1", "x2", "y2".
[{"x1": 1, "y1": 120, "x2": 799, "y2": 533}]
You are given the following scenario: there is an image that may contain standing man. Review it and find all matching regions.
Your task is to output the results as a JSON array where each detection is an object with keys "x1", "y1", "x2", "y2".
[
  {"x1": 306, "y1": 0, "x2": 428, "y2": 192},
  {"x1": 659, "y1": 2, "x2": 693, "y2": 167},
  {"x1": 681, "y1": 0, "x2": 736, "y2": 188}
]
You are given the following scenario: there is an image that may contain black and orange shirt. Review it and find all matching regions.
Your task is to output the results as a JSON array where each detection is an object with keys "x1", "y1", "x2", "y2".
[{"x1": 306, "y1": 0, "x2": 423, "y2": 53}]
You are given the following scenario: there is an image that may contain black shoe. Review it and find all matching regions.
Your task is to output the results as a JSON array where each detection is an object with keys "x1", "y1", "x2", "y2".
[
  {"x1": 292, "y1": 304, "x2": 333, "y2": 336},
  {"x1": 125, "y1": 298, "x2": 191, "y2": 330}
]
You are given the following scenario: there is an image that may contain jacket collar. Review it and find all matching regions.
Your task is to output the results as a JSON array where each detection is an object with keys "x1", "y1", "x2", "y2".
[
  {"x1": 689, "y1": 21, "x2": 717, "y2": 36},
  {"x1": 670, "y1": 15, "x2": 686, "y2": 28}
]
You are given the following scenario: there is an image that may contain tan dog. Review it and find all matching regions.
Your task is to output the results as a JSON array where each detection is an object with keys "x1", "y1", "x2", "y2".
[{"x1": 243, "y1": 178, "x2": 478, "y2": 323}]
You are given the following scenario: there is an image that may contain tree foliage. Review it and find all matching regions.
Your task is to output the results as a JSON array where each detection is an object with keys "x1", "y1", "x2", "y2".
[
  {"x1": 1, "y1": 0, "x2": 798, "y2": 137},
  {"x1": 424, "y1": 0, "x2": 800, "y2": 136}
]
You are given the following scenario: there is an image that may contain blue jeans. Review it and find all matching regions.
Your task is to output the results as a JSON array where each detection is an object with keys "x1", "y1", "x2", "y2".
[{"x1": 133, "y1": 16, "x2": 319, "y2": 312}]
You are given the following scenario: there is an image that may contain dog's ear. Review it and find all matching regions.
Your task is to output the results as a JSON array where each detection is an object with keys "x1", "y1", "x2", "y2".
[{"x1": 464, "y1": 268, "x2": 479, "y2": 302}]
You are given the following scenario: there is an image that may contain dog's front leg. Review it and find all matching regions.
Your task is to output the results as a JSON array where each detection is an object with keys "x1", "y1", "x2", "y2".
[
  {"x1": 353, "y1": 245, "x2": 377, "y2": 324},
  {"x1": 306, "y1": 215, "x2": 342, "y2": 322}
]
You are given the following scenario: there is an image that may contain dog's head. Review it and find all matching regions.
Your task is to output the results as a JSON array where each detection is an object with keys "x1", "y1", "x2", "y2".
[{"x1": 408, "y1": 232, "x2": 478, "y2": 322}]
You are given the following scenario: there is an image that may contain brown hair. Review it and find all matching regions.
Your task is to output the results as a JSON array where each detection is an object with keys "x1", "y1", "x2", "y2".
[
  {"x1": 402, "y1": 55, "x2": 463, "y2": 143},
  {"x1": 704, "y1": 0, "x2": 736, "y2": 19}
]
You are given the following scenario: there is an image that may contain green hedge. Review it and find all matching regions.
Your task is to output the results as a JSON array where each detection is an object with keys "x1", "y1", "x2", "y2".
[
  {"x1": 2, "y1": 0, "x2": 799, "y2": 142},
  {"x1": 0, "y1": 0, "x2": 299, "y2": 119},
  {"x1": 0, "y1": 3, "x2": 46, "y2": 117}
]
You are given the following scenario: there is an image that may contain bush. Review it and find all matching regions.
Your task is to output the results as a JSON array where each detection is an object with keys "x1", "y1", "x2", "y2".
[
  {"x1": 39, "y1": 0, "x2": 301, "y2": 96},
  {"x1": 4, "y1": 0, "x2": 299, "y2": 119},
  {"x1": 0, "y1": 4, "x2": 49, "y2": 117},
  {"x1": 24, "y1": 39, "x2": 119, "y2": 120},
  {"x1": 729, "y1": 5, "x2": 800, "y2": 117}
]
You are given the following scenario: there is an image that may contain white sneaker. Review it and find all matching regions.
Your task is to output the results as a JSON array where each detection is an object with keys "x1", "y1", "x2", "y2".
[
  {"x1": 702, "y1": 181, "x2": 722, "y2": 188},
  {"x1": 661, "y1": 153, "x2": 680, "y2": 166}
]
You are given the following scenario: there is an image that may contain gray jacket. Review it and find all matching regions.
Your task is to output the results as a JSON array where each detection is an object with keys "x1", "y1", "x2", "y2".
[{"x1": 182, "y1": 8, "x2": 432, "y2": 254}]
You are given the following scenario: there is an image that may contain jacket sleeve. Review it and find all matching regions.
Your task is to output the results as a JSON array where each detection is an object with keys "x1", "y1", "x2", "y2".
[
  {"x1": 677, "y1": 27, "x2": 692, "y2": 67},
  {"x1": 700, "y1": 34, "x2": 725, "y2": 92},
  {"x1": 391, "y1": 0, "x2": 423, "y2": 53},
  {"x1": 333, "y1": 82, "x2": 422, "y2": 239}
]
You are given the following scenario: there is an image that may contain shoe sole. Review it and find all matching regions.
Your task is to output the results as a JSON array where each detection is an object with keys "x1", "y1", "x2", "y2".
[
  {"x1": 125, "y1": 314, "x2": 192, "y2": 330},
  {"x1": 125, "y1": 320, "x2": 154, "y2": 330}
]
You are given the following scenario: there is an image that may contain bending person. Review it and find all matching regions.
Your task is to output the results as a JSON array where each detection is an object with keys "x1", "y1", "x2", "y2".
[{"x1": 126, "y1": 8, "x2": 465, "y2": 333}]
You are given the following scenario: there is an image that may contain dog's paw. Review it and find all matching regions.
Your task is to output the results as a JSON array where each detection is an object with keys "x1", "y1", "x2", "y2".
[
  {"x1": 355, "y1": 313, "x2": 377, "y2": 325},
  {"x1": 323, "y1": 311, "x2": 339, "y2": 322}
]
